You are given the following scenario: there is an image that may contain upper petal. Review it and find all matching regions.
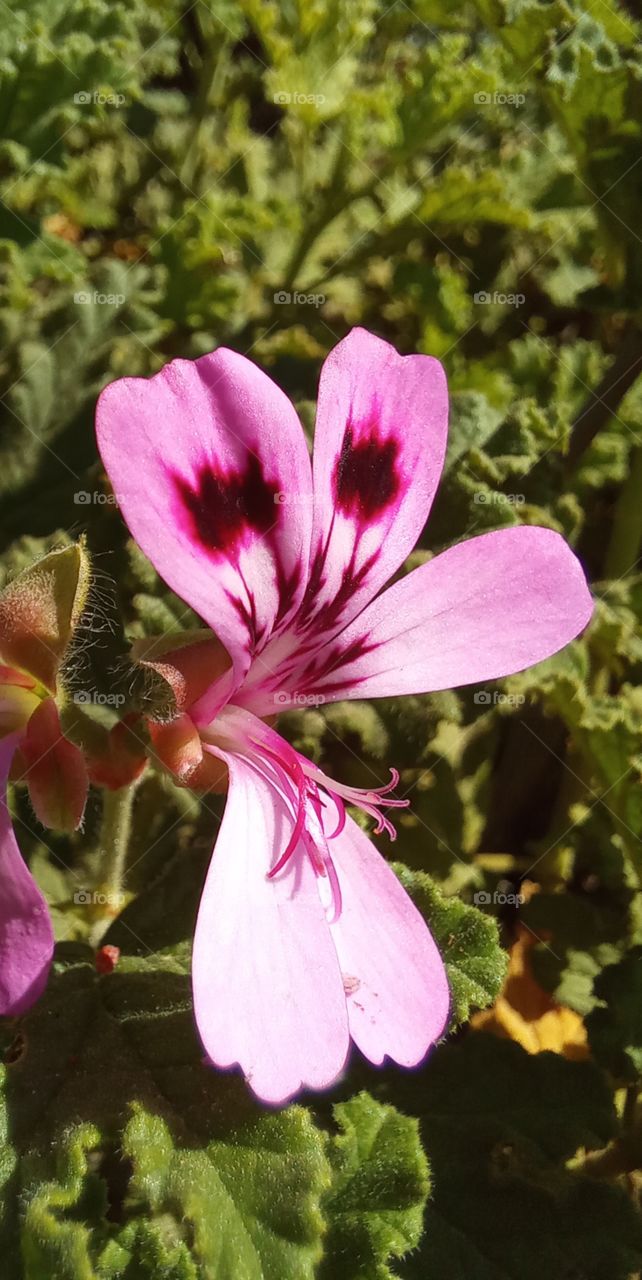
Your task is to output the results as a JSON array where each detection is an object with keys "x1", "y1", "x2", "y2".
[
  {"x1": 328, "y1": 813, "x2": 449, "y2": 1066},
  {"x1": 237, "y1": 328, "x2": 448, "y2": 712},
  {"x1": 97, "y1": 349, "x2": 313, "y2": 683},
  {"x1": 303, "y1": 526, "x2": 593, "y2": 700},
  {"x1": 299, "y1": 327, "x2": 448, "y2": 636},
  {"x1": 192, "y1": 748, "x2": 349, "y2": 1104},
  {"x1": 0, "y1": 734, "x2": 54, "y2": 1015}
]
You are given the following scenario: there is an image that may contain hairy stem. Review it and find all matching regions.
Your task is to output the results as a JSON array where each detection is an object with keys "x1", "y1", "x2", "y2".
[{"x1": 98, "y1": 781, "x2": 139, "y2": 902}]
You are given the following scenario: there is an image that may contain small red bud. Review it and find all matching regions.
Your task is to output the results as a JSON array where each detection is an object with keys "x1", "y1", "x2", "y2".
[{"x1": 95, "y1": 945, "x2": 120, "y2": 974}]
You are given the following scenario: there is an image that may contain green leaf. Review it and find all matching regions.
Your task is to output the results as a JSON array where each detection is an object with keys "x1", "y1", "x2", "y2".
[
  {"x1": 21, "y1": 1124, "x2": 106, "y2": 1280},
  {"x1": 398, "y1": 1035, "x2": 642, "y2": 1280},
  {"x1": 0, "y1": 958, "x2": 331, "y2": 1279},
  {"x1": 393, "y1": 865, "x2": 508, "y2": 1028},
  {"x1": 444, "y1": 391, "x2": 505, "y2": 474},
  {"x1": 586, "y1": 946, "x2": 642, "y2": 1083},
  {"x1": 318, "y1": 1093, "x2": 429, "y2": 1280},
  {"x1": 122, "y1": 1103, "x2": 329, "y2": 1280},
  {"x1": 521, "y1": 890, "x2": 638, "y2": 1014}
]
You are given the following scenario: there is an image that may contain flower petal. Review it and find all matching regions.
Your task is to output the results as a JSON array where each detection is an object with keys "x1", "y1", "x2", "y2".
[
  {"x1": 0, "y1": 735, "x2": 54, "y2": 1015},
  {"x1": 97, "y1": 349, "x2": 313, "y2": 683},
  {"x1": 328, "y1": 814, "x2": 449, "y2": 1066},
  {"x1": 237, "y1": 328, "x2": 449, "y2": 712},
  {"x1": 304, "y1": 527, "x2": 593, "y2": 701},
  {"x1": 299, "y1": 327, "x2": 448, "y2": 637},
  {"x1": 192, "y1": 749, "x2": 349, "y2": 1104}
]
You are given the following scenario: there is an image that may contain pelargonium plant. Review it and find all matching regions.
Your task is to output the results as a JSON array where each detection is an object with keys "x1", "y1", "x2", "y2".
[{"x1": 88, "y1": 326, "x2": 594, "y2": 1104}]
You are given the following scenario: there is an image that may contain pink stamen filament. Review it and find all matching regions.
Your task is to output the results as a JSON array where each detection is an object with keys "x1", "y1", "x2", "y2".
[
  {"x1": 266, "y1": 749, "x2": 408, "y2": 888},
  {"x1": 206, "y1": 709, "x2": 407, "y2": 924},
  {"x1": 299, "y1": 760, "x2": 409, "y2": 839},
  {"x1": 253, "y1": 742, "x2": 307, "y2": 877},
  {"x1": 321, "y1": 789, "x2": 347, "y2": 838}
]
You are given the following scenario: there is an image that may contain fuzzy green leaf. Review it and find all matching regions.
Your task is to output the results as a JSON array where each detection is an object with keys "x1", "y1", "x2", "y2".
[
  {"x1": 318, "y1": 1093, "x2": 429, "y2": 1280},
  {"x1": 0, "y1": 958, "x2": 331, "y2": 1279},
  {"x1": 393, "y1": 865, "x2": 508, "y2": 1027}
]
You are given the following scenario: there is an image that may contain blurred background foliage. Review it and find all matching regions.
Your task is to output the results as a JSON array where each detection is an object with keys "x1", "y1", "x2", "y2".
[{"x1": 2, "y1": 0, "x2": 642, "y2": 1276}]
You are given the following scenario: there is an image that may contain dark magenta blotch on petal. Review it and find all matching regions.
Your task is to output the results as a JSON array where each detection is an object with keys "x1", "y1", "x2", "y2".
[
  {"x1": 226, "y1": 558, "x2": 303, "y2": 651},
  {"x1": 333, "y1": 424, "x2": 400, "y2": 520},
  {"x1": 296, "y1": 543, "x2": 378, "y2": 637},
  {"x1": 176, "y1": 455, "x2": 280, "y2": 555}
]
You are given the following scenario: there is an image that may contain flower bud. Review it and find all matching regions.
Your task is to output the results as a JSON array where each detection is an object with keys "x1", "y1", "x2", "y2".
[
  {"x1": 13, "y1": 697, "x2": 88, "y2": 832},
  {"x1": 0, "y1": 540, "x2": 90, "y2": 693}
]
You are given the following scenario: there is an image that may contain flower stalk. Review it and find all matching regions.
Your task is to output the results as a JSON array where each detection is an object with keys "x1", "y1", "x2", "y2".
[{"x1": 89, "y1": 779, "x2": 140, "y2": 944}]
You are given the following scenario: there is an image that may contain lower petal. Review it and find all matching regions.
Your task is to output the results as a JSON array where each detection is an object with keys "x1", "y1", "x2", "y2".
[
  {"x1": 328, "y1": 814, "x2": 450, "y2": 1067},
  {"x1": 0, "y1": 735, "x2": 54, "y2": 1015},
  {"x1": 192, "y1": 749, "x2": 350, "y2": 1104}
]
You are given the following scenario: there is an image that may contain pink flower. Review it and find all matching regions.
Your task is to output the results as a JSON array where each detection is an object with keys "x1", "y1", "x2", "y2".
[
  {"x1": 97, "y1": 327, "x2": 593, "y2": 1104},
  {"x1": 0, "y1": 542, "x2": 91, "y2": 1014}
]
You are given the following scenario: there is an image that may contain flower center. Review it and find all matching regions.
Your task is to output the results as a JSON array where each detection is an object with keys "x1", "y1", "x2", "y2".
[{"x1": 202, "y1": 705, "x2": 408, "y2": 923}]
